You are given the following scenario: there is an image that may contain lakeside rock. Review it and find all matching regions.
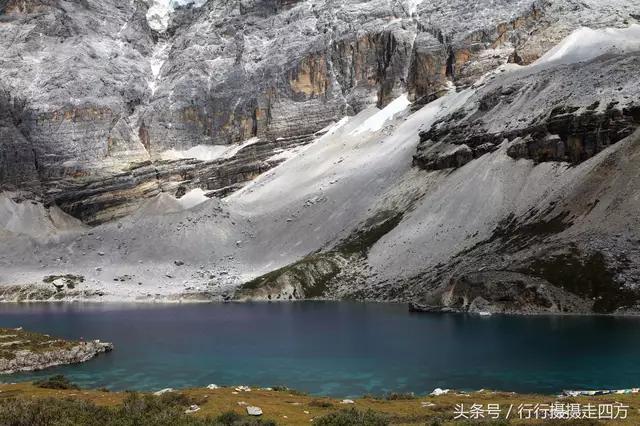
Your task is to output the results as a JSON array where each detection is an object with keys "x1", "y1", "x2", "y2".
[{"x1": 0, "y1": 328, "x2": 113, "y2": 375}]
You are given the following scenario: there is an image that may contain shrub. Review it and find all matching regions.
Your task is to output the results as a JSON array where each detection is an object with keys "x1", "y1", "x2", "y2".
[
  {"x1": 34, "y1": 375, "x2": 80, "y2": 390},
  {"x1": 315, "y1": 408, "x2": 389, "y2": 426},
  {"x1": 0, "y1": 398, "x2": 111, "y2": 426},
  {"x1": 213, "y1": 411, "x2": 276, "y2": 426},
  {"x1": 269, "y1": 385, "x2": 307, "y2": 396},
  {"x1": 0, "y1": 393, "x2": 283, "y2": 426},
  {"x1": 384, "y1": 392, "x2": 416, "y2": 400},
  {"x1": 308, "y1": 399, "x2": 334, "y2": 408}
]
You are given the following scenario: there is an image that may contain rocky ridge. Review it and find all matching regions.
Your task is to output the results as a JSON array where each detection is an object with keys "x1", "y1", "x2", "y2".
[{"x1": 414, "y1": 47, "x2": 640, "y2": 171}]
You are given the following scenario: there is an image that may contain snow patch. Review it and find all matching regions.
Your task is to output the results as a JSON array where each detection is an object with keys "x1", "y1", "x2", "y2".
[
  {"x1": 134, "y1": 190, "x2": 210, "y2": 218},
  {"x1": 145, "y1": 0, "x2": 207, "y2": 32},
  {"x1": 406, "y1": 0, "x2": 425, "y2": 16},
  {"x1": 161, "y1": 138, "x2": 260, "y2": 162},
  {"x1": 149, "y1": 41, "x2": 171, "y2": 94},
  {"x1": 350, "y1": 94, "x2": 411, "y2": 135},
  {"x1": 177, "y1": 188, "x2": 209, "y2": 209},
  {"x1": 231, "y1": 88, "x2": 471, "y2": 212},
  {"x1": 145, "y1": 0, "x2": 172, "y2": 32},
  {"x1": 535, "y1": 24, "x2": 640, "y2": 66}
]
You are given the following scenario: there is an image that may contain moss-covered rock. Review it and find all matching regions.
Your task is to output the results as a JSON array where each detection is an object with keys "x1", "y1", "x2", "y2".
[{"x1": 235, "y1": 210, "x2": 404, "y2": 301}]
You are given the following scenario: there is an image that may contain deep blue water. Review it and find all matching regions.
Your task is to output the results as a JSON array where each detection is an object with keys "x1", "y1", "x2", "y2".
[{"x1": 0, "y1": 302, "x2": 639, "y2": 397}]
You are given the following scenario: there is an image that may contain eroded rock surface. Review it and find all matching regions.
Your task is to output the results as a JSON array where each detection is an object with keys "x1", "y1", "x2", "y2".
[
  {"x1": 2, "y1": 0, "x2": 635, "y2": 222},
  {"x1": 415, "y1": 51, "x2": 640, "y2": 170},
  {"x1": 2, "y1": 0, "x2": 640, "y2": 315}
]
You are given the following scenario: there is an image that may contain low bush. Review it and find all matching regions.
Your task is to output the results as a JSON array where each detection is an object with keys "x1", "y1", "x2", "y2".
[
  {"x1": 314, "y1": 408, "x2": 389, "y2": 426},
  {"x1": 214, "y1": 411, "x2": 276, "y2": 426},
  {"x1": 308, "y1": 399, "x2": 334, "y2": 408},
  {"x1": 0, "y1": 394, "x2": 277, "y2": 426},
  {"x1": 34, "y1": 375, "x2": 80, "y2": 390},
  {"x1": 384, "y1": 392, "x2": 416, "y2": 401}
]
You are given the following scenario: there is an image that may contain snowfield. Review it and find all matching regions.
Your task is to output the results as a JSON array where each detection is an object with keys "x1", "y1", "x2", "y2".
[{"x1": 534, "y1": 24, "x2": 640, "y2": 66}]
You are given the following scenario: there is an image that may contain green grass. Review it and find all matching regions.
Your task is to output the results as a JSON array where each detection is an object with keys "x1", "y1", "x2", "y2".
[
  {"x1": 2, "y1": 382, "x2": 640, "y2": 425},
  {"x1": 43, "y1": 274, "x2": 85, "y2": 290},
  {"x1": 335, "y1": 210, "x2": 404, "y2": 257},
  {"x1": 237, "y1": 254, "x2": 341, "y2": 300},
  {"x1": 314, "y1": 408, "x2": 389, "y2": 426},
  {"x1": 0, "y1": 393, "x2": 277, "y2": 426},
  {"x1": 522, "y1": 246, "x2": 637, "y2": 313},
  {"x1": 0, "y1": 328, "x2": 77, "y2": 361},
  {"x1": 236, "y1": 210, "x2": 404, "y2": 300},
  {"x1": 35, "y1": 375, "x2": 80, "y2": 390}
]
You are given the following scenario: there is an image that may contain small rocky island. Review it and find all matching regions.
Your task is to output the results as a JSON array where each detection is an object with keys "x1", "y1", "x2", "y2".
[{"x1": 0, "y1": 327, "x2": 113, "y2": 374}]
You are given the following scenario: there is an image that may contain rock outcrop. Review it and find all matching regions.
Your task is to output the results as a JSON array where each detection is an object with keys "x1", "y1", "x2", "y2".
[
  {"x1": 0, "y1": 327, "x2": 113, "y2": 374},
  {"x1": 3, "y1": 0, "x2": 635, "y2": 223},
  {"x1": 415, "y1": 51, "x2": 640, "y2": 170},
  {"x1": 0, "y1": 340, "x2": 113, "y2": 374}
]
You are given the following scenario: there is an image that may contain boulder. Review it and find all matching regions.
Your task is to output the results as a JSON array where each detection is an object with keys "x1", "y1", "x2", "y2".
[{"x1": 246, "y1": 406, "x2": 263, "y2": 416}]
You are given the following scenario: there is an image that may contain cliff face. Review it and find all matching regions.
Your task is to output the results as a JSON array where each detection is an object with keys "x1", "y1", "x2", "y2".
[
  {"x1": 4, "y1": 0, "x2": 633, "y2": 223},
  {"x1": 1, "y1": 0, "x2": 640, "y2": 313},
  {"x1": 414, "y1": 50, "x2": 640, "y2": 170}
]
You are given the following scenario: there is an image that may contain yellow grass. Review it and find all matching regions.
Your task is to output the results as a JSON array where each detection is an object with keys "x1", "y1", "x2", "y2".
[{"x1": 0, "y1": 382, "x2": 638, "y2": 424}]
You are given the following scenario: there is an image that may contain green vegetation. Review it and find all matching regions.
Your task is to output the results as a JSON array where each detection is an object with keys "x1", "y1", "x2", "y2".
[
  {"x1": 314, "y1": 408, "x2": 389, "y2": 426},
  {"x1": 35, "y1": 375, "x2": 80, "y2": 390},
  {"x1": 456, "y1": 211, "x2": 572, "y2": 258},
  {"x1": 43, "y1": 274, "x2": 85, "y2": 290},
  {"x1": 212, "y1": 411, "x2": 276, "y2": 426},
  {"x1": 237, "y1": 210, "x2": 404, "y2": 300},
  {"x1": 1, "y1": 382, "x2": 640, "y2": 425},
  {"x1": 363, "y1": 393, "x2": 417, "y2": 401},
  {"x1": 308, "y1": 399, "x2": 334, "y2": 408},
  {"x1": 237, "y1": 254, "x2": 341, "y2": 300},
  {"x1": 0, "y1": 393, "x2": 277, "y2": 426},
  {"x1": 523, "y1": 246, "x2": 637, "y2": 313},
  {"x1": 335, "y1": 210, "x2": 404, "y2": 257},
  {"x1": 383, "y1": 392, "x2": 417, "y2": 401},
  {"x1": 0, "y1": 327, "x2": 77, "y2": 361}
]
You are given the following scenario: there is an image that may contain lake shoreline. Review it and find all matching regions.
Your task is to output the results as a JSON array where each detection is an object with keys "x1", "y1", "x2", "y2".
[{"x1": 0, "y1": 298, "x2": 639, "y2": 317}]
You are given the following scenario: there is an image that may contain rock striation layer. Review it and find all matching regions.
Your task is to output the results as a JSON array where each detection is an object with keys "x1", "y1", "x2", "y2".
[
  {"x1": 2, "y1": 0, "x2": 640, "y2": 315},
  {"x1": 2, "y1": 0, "x2": 636, "y2": 222}
]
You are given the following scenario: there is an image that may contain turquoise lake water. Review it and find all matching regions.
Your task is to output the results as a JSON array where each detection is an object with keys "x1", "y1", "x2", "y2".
[{"x1": 0, "y1": 302, "x2": 639, "y2": 397}]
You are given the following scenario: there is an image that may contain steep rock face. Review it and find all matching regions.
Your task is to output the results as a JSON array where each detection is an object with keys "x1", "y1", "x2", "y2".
[
  {"x1": 143, "y1": 0, "x2": 417, "y2": 152},
  {"x1": 4, "y1": 0, "x2": 626, "y2": 222},
  {"x1": 414, "y1": 51, "x2": 640, "y2": 170},
  {"x1": 0, "y1": 0, "x2": 156, "y2": 220},
  {"x1": 0, "y1": 91, "x2": 41, "y2": 192},
  {"x1": 408, "y1": 271, "x2": 592, "y2": 315}
]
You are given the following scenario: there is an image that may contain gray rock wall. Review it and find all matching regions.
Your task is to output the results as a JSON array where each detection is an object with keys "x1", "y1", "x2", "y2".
[{"x1": 1, "y1": 0, "x2": 637, "y2": 222}]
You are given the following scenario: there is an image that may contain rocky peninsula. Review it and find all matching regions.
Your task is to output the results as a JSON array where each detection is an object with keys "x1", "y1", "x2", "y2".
[{"x1": 0, "y1": 327, "x2": 113, "y2": 374}]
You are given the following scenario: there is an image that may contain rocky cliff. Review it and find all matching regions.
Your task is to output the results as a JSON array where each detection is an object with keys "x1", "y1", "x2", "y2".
[
  {"x1": 1, "y1": 0, "x2": 640, "y2": 314},
  {"x1": 2, "y1": 0, "x2": 634, "y2": 223}
]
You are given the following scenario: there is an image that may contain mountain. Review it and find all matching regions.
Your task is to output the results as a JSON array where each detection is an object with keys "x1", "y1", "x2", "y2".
[{"x1": 1, "y1": 0, "x2": 639, "y2": 314}]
